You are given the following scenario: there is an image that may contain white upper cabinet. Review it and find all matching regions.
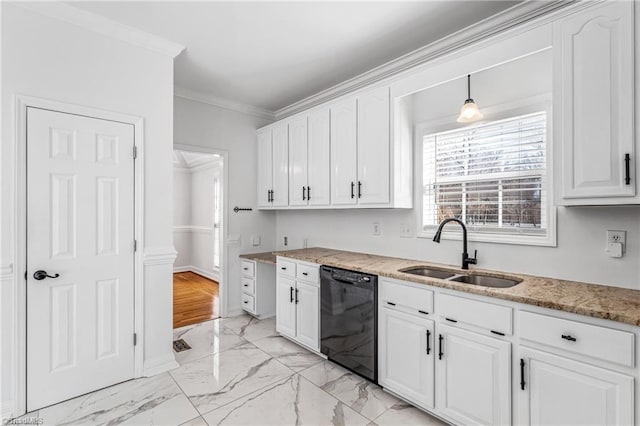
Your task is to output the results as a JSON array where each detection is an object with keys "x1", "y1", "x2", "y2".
[
  {"x1": 271, "y1": 122, "x2": 289, "y2": 207},
  {"x1": 288, "y1": 115, "x2": 308, "y2": 206},
  {"x1": 555, "y1": 1, "x2": 638, "y2": 204},
  {"x1": 357, "y1": 86, "x2": 390, "y2": 205},
  {"x1": 307, "y1": 107, "x2": 331, "y2": 206},
  {"x1": 330, "y1": 97, "x2": 359, "y2": 206},
  {"x1": 257, "y1": 128, "x2": 273, "y2": 208}
]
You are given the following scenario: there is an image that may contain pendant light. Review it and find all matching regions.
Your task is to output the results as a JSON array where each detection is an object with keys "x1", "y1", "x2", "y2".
[{"x1": 456, "y1": 74, "x2": 483, "y2": 123}]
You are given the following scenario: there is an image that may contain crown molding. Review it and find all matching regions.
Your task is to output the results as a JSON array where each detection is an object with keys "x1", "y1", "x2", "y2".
[
  {"x1": 174, "y1": 86, "x2": 276, "y2": 121},
  {"x1": 274, "y1": 1, "x2": 576, "y2": 119},
  {"x1": 12, "y1": 2, "x2": 185, "y2": 58}
]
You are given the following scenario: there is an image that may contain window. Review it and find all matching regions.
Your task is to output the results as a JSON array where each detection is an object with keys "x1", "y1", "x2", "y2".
[{"x1": 421, "y1": 111, "x2": 553, "y2": 245}]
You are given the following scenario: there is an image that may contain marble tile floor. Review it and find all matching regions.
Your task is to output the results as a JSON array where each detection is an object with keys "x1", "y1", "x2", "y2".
[{"x1": 19, "y1": 315, "x2": 447, "y2": 426}]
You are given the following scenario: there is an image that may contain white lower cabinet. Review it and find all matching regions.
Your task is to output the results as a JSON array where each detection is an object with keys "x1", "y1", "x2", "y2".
[
  {"x1": 379, "y1": 306, "x2": 435, "y2": 409},
  {"x1": 275, "y1": 257, "x2": 320, "y2": 352},
  {"x1": 518, "y1": 347, "x2": 634, "y2": 426},
  {"x1": 436, "y1": 324, "x2": 511, "y2": 426}
]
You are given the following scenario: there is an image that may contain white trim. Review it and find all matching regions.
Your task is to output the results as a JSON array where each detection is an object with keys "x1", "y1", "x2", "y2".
[
  {"x1": 274, "y1": 2, "x2": 578, "y2": 119},
  {"x1": 143, "y1": 247, "x2": 178, "y2": 266},
  {"x1": 173, "y1": 265, "x2": 220, "y2": 282},
  {"x1": 142, "y1": 354, "x2": 179, "y2": 377},
  {"x1": 11, "y1": 95, "x2": 146, "y2": 416},
  {"x1": 0, "y1": 264, "x2": 12, "y2": 279},
  {"x1": 174, "y1": 86, "x2": 276, "y2": 121},
  {"x1": 174, "y1": 143, "x2": 229, "y2": 318},
  {"x1": 173, "y1": 166, "x2": 191, "y2": 174},
  {"x1": 173, "y1": 225, "x2": 213, "y2": 234},
  {"x1": 12, "y1": 2, "x2": 184, "y2": 58}
]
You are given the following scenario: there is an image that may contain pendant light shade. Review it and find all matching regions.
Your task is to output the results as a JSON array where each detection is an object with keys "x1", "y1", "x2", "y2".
[{"x1": 457, "y1": 74, "x2": 483, "y2": 123}]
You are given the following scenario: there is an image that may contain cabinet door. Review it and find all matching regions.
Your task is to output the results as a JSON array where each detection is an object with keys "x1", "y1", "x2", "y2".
[
  {"x1": 518, "y1": 347, "x2": 634, "y2": 426},
  {"x1": 436, "y1": 324, "x2": 511, "y2": 426},
  {"x1": 257, "y1": 129, "x2": 273, "y2": 208},
  {"x1": 288, "y1": 115, "x2": 308, "y2": 207},
  {"x1": 357, "y1": 86, "x2": 390, "y2": 205},
  {"x1": 330, "y1": 98, "x2": 358, "y2": 205},
  {"x1": 271, "y1": 122, "x2": 289, "y2": 207},
  {"x1": 307, "y1": 107, "x2": 331, "y2": 206},
  {"x1": 556, "y1": 1, "x2": 636, "y2": 201},
  {"x1": 379, "y1": 307, "x2": 435, "y2": 410},
  {"x1": 276, "y1": 276, "x2": 296, "y2": 339},
  {"x1": 294, "y1": 281, "x2": 319, "y2": 351}
]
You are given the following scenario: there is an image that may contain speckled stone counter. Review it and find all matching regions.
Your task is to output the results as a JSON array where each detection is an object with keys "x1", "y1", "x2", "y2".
[
  {"x1": 239, "y1": 251, "x2": 277, "y2": 265},
  {"x1": 274, "y1": 247, "x2": 640, "y2": 327}
]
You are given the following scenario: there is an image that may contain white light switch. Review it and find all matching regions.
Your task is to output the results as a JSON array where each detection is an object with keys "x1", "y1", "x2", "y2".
[{"x1": 251, "y1": 235, "x2": 261, "y2": 246}]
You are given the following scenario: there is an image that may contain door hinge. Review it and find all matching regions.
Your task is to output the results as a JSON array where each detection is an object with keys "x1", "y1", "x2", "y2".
[
  {"x1": 134, "y1": 240, "x2": 137, "y2": 252},
  {"x1": 133, "y1": 333, "x2": 137, "y2": 346},
  {"x1": 133, "y1": 145, "x2": 138, "y2": 159}
]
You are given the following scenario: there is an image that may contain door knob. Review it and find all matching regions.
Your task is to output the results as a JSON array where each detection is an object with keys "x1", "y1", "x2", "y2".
[{"x1": 33, "y1": 270, "x2": 59, "y2": 280}]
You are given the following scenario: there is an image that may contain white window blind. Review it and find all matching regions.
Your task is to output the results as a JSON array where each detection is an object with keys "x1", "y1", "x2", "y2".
[{"x1": 422, "y1": 111, "x2": 547, "y2": 236}]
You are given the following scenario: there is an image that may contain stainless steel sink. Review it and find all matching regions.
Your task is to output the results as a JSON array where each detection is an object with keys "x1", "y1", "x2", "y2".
[
  {"x1": 449, "y1": 274, "x2": 521, "y2": 288},
  {"x1": 399, "y1": 267, "x2": 456, "y2": 280}
]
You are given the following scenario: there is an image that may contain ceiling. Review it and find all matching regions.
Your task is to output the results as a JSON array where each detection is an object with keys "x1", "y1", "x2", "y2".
[
  {"x1": 173, "y1": 150, "x2": 220, "y2": 170},
  {"x1": 69, "y1": 1, "x2": 520, "y2": 113}
]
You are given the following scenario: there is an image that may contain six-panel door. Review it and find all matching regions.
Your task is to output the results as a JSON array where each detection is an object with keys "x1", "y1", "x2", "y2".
[
  {"x1": 26, "y1": 107, "x2": 136, "y2": 410},
  {"x1": 379, "y1": 307, "x2": 435, "y2": 409},
  {"x1": 518, "y1": 347, "x2": 634, "y2": 426},
  {"x1": 436, "y1": 324, "x2": 511, "y2": 425}
]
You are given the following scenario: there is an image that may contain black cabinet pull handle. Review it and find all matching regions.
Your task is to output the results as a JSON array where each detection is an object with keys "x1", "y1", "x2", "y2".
[
  {"x1": 445, "y1": 317, "x2": 457, "y2": 323},
  {"x1": 302, "y1": 186, "x2": 306, "y2": 201},
  {"x1": 491, "y1": 330, "x2": 505, "y2": 336},
  {"x1": 561, "y1": 334, "x2": 577, "y2": 342},
  {"x1": 33, "y1": 270, "x2": 59, "y2": 280},
  {"x1": 243, "y1": 284, "x2": 248, "y2": 287},
  {"x1": 520, "y1": 358, "x2": 526, "y2": 390},
  {"x1": 386, "y1": 301, "x2": 396, "y2": 306},
  {"x1": 243, "y1": 301, "x2": 248, "y2": 304},
  {"x1": 350, "y1": 182, "x2": 355, "y2": 199},
  {"x1": 358, "y1": 181, "x2": 362, "y2": 198},
  {"x1": 307, "y1": 186, "x2": 311, "y2": 200},
  {"x1": 624, "y1": 154, "x2": 631, "y2": 185},
  {"x1": 290, "y1": 287, "x2": 294, "y2": 303},
  {"x1": 243, "y1": 267, "x2": 248, "y2": 271},
  {"x1": 302, "y1": 272, "x2": 308, "y2": 276},
  {"x1": 438, "y1": 334, "x2": 444, "y2": 360},
  {"x1": 295, "y1": 288, "x2": 299, "y2": 304},
  {"x1": 426, "y1": 329, "x2": 431, "y2": 355},
  {"x1": 418, "y1": 310, "x2": 429, "y2": 315},
  {"x1": 281, "y1": 267, "x2": 287, "y2": 270}
]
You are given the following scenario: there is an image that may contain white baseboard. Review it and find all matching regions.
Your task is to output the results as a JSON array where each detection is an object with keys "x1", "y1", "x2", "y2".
[
  {"x1": 173, "y1": 265, "x2": 219, "y2": 282},
  {"x1": 1, "y1": 401, "x2": 16, "y2": 421},
  {"x1": 225, "y1": 307, "x2": 244, "y2": 318},
  {"x1": 143, "y1": 353, "x2": 179, "y2": 377}
]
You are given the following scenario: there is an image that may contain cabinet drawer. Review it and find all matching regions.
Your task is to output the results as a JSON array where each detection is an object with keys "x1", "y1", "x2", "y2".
[
  {"x1": 520, "y1": 311, "x2": 635, "y2": 367},
  {"x1": 296, "y1": 263, "x2": 319, "y2": 284},
  {"x1": 241, "y1": 260, "x2": 255, "y2": 278},
  {"x1": 241, "y1": 293, "x2": 255, "y2": 313},
  {"x1": 277, "y1": 258, "x2": 296, "y2": 277},
  {"x1": 241, "y1": 277, "x2": 255, "y2": 295},
  {"x1": 439, "y1": 293, "x2": 512, "y2": 335},
  {"x1": 380, "y1": 279, "x2": 434, "y2": 316}
]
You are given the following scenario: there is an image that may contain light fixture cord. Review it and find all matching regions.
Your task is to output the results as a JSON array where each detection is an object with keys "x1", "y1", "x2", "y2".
[{"x1": 467, "y1": 74, "x2": 471, "y2": 99}]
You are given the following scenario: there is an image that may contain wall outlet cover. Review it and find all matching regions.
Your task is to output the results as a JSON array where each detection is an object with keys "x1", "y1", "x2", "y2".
[
  {"x1": 251, "y1": 235, "x2": 261, "y2": 246},
  {"x1": 373, "y1": 223, "x2": 381, "y2": 236},
  {"x1": 400, "y1": 224, "x2": 412, "y2": 238}
]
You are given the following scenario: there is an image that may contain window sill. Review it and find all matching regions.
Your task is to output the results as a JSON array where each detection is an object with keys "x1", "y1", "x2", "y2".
[{"x1": 416, "y1": 229, "x2": 557, "y2": 247}]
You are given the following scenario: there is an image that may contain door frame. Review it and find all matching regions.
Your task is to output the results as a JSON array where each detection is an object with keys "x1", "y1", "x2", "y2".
[
  {"x1": 13, "y1": 95, "x2": 145, "y2": 414},
  {"x1": 174, "y1": 143, "x2": 229, "y2": 318}
]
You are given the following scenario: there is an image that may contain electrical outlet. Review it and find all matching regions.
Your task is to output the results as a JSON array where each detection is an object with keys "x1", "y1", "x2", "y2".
[
  {"x1": 607, "y1": 230, "x2": 626, "y2": 245},
  {"x1": 284, "y1": 236, "x2": 288, "y2": 246},
  {"x1": 303, "y1": 238, "x2": 308, "y2": 249},
  {"x1": 606, "y1": 230, "x2": 626, "y2": 258},
  {"x1": 400, "y1": 224, "x2": 412, "y2": 238},
  {"x1": 373, "y1": 223, "x2": 381, "y2": 236}
]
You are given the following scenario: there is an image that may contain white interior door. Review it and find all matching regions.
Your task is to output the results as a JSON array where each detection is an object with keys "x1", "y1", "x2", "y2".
[{"x1": 26, "y1": 107, "x2": 136, "y2": 410}]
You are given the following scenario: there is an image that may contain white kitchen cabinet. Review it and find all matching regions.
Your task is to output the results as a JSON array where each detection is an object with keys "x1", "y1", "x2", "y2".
[
  {"x1": 257, "y1": 129, "x2": 273, "y2": 208},
  {"x1": 240, "y1": 259, "x2": 276, "y2": 319},
  {"x1": 379, "y1": 306, "x2": 435, "y2": 410},
  {"x1": 555, "y1": 1, "x2": 638, "y2": 204},
  {"x1": 276, "y1": 274, "x2": 296, "y2": 338},
  {"x1": 275, "y1": 257, "x2": 320, "y2": 352},
  {"x1": 307, "y1": 107, "x2": 331, "y2": 206},
  {"x1": 330, "y1": 97, "x2": 358, "y2": 206},
  {"x1": 436, "y1": 323, "x2": 511, "y2": 426},
  {"x1": 357, "y1": 86, "x2": 390, "y2": 205},
  {"x1": 288, "y1": 115, "x2": 308, "y2": 207},
  {"x1": 257, "y1": 122, "x2": 289, "y2": 208},
  {"x1": 518, "y1": 347, "x2": 634, "y2": 426}
]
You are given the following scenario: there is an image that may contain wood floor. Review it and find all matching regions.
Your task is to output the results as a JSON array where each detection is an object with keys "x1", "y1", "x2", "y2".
[{"x1": 173, "y1": 271, "x2": 220, "y2": 329}]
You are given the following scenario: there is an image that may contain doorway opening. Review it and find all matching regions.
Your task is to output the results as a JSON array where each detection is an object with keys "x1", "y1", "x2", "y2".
[{"x1": 172, "y1": 149, "x2": 224, "y2": 328}]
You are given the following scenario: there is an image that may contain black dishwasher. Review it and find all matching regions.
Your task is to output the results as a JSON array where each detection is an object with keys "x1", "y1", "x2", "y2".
[{"x1": 320, "y1": 266, "x2": 378, "y2": 383}]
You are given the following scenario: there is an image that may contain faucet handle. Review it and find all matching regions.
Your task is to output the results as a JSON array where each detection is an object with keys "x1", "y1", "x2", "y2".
[{"x1": 468, "y1": 250, "x2": 478, "y2": 265}]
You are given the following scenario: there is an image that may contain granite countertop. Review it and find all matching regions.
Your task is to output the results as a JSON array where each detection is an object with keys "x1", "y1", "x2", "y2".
[
  {"x1": 274, "y1": 247, "x2": 640, "y2": 327},
  {"x1": 239, "y1": 251, "x2": 277, "y2": 265}
]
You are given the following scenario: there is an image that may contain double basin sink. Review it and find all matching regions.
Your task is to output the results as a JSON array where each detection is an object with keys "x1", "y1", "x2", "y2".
[{"x1": 399, "y1": 266, "x2": 521, "y2": 288}]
